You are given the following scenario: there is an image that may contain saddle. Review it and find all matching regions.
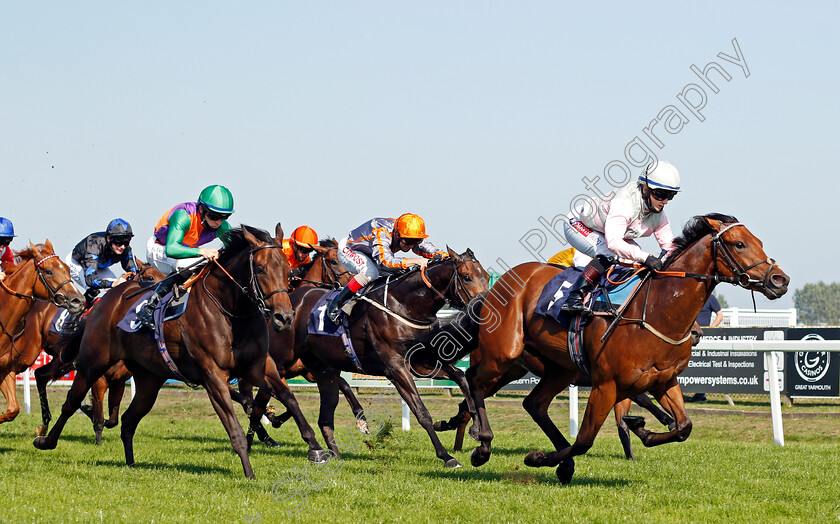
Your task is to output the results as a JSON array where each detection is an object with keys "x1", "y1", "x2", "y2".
[{"x1": 534, "y1": 265, "x2": 644, "y2": 375}]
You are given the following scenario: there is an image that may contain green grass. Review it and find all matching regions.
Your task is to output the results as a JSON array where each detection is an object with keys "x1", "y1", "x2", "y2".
[{"x1": 2, "y1": 386, "x2": 840, "y2": 523}]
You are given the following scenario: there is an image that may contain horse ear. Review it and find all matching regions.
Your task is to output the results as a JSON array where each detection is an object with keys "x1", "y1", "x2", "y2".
[
  {"x1": 45, "y1": 238, "x2": 55, "y2": 253},
  {"x1": 242, "y1": 226, "x2": 261, "y2": 247},
  {"x1": 274, "y1": 223, "x2": 284, "y2": 243},
  {"x1": 446, "y1": 245, "x2": 460, "y2": 261},
  {"x1": 704, "y1": 217, "x2": 723, "y2": 232},
  {"x1": 466, "y1": 247, "x2": 474, "y2": 258},
  {"x1": 311, "y1": 244, "x2": 329, "y2": 255}
]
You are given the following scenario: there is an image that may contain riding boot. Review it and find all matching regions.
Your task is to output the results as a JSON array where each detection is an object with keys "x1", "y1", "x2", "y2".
[
  {"x1": 560, "y1": 255, "x2": 610, "y2": 316},
  {"x1": 326, "y1": 274, "x2": 371, "y2": 324},
  {"x1": 135, "y1": 278, "x2": 175, "y2": 330}
]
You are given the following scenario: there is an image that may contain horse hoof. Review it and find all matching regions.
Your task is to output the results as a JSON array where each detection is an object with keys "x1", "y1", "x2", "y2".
[
  {"x1": 524, "y1": 450, "x2": 546, "y2": 468},
  {"x1": 470, "y1": 448, "x2": 490, "y2": 467},
  {"x1": 33, "y1": 436, "x2": 55, "y2": 450},
  {"x1": 356, "y1": 419, "x2": 370, "y2": 434},
  {"x1": 433, "y1": 420, "x2": 445, "y2": 431},
  {"x1": 468, "y1": 424, "x2": 480, "y2": 442},
  {"x1": 309, "y1": 450, "x2": 330, "y2": 464},
  {"x1": 261, "y1": 437, "x2": 279, "y2": 448},
  {"x1": 35, "y1": 425, "x2": 47, "y2": 437},
  {"x1": 622, "y1": 415, "x2": 646, "y2": 432},
  {"x1": 444, "y1": 458, "x2": 462, "y2": 468},
  {"x1": 556, "y1": 459, "x2": 575, "y2": 485}
]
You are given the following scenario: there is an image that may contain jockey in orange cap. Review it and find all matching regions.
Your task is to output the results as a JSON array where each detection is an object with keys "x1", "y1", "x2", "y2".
[
  {"x1": 282, "y1": 225, "x2": 318, "y2": 281},
  {"x1": 326, "y1": 213, "x2": 447, "y2": 323}
]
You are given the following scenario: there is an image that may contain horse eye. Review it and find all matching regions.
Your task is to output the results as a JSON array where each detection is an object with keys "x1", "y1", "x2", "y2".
[
  {"x1": 255, "y1": 265, "x2": 265, "y2": 274},
  {"x1": 44, "y1": 269, "x2": 53, "y2": 276},
  {"x1": 463, "y1": 275, "x2": 473, "y2": 282},
  {"x1": 735, "y1": 241, "x2": 746, "y2": 249}
]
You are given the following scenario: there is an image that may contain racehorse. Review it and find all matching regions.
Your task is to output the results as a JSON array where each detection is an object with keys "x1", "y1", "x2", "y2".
[
  {"x1": 277, "y1": 249, "x2": 489, "y2": 468},
  {"x1": 0, "y1": 241, "x2": 84, "y2": 423},
  {"x1": 33, "y1": 225, "x2": 295, "y2": 478},
  {"x1": 30, "y1": 261, "x2": 165, "y2": 443},
  {"x1": 463, "y1": 214, "x2": 789, "y2": 484}
]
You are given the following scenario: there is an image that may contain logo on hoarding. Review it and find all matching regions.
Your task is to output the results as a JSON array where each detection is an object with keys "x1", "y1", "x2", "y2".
[{"x1": 795, "y1": 334, "x2": 829, "y2": 383}]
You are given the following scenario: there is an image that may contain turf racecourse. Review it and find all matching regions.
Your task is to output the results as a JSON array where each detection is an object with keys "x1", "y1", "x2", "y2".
[{"x1": 2, "y1": 387, "x2": 840, "y2": 523}]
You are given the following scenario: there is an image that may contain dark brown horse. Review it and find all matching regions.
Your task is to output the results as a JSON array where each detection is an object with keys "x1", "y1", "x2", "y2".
[
  {"x1": 33, "y1": 225, "x2": 295, "y2": 478},
  {"x1": 276, "y1": 249, "x2": 489, "y2": 467},
  {"x1": 31, "y1": 261, "x2": 166, "y2": 443},
  {"x1": 463, "y1": 214, "x2": 789, "y2": 484},
  {"x1": 0, "y1": 241, "x2": 84, "y2": 423},
  {"x1": 255, "y1": 239, "x2": 369, "y2": 433}
]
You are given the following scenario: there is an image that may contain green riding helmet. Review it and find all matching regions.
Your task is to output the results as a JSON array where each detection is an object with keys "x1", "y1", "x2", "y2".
[{"x1": 197, "y1": 185, "x2": 235, "y2": 214}]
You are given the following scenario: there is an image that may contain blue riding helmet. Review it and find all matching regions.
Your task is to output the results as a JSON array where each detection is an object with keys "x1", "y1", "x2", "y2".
[
  {"x1": 0, "y1": 217, "x2": 15, "y2": 237},
  {"x1": 106, "y1": 218, "x2": 134, "y2": 239}
]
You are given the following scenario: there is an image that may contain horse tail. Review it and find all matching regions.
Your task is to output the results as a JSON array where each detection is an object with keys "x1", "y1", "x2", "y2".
[{"x1": 415, "y1": 292, "x2": 488, "y2": 365}]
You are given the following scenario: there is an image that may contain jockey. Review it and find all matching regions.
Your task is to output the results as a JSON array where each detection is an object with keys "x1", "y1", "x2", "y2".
[
  {"x1": 135, "y1": 184, "x2": 234, "y2": 329},
  {"x1": 283, "y1": 225, "x2": 318, "y2": 281},
  {"x1": 560, "y1": 160, "x2": 680, "y2": 315},
  {"x1": 326, "y1": 213, "x2": 447, "y2": 323},
  {"x1": 0, "y1": 217, "x2": 16, "y2": 281},
  {"x1": 64, "y1": 218, "x2": 139, "y2": 305}
]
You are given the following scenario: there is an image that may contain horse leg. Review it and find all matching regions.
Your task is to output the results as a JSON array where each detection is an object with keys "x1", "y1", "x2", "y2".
[
  {"x1": 338, "y1": 376, "x2": 368, "y2": 434},
  {"x1": 623, "y1": 379, "x2": 692, "y2": 447},
  {"x1": 628, "y1": 393, "x2": 675, "y2": 430},
  {"x1": 314, "y1": 370, "x2": 343, "y2": 459},
  {"x1": 262, "y1": 367, "x2": 326, "y2": 462},
  {"x1": 0, "y1": 371, "x2": 20, "y2": 424},
  {"x1": 525, "y1": 383, "x2": 617, "y2": 485},
  {"x1": 120, "y1": 369, "x2": 166, "y2": 469},
  {"x1": 614, "y1": 399, "x2": 635, "y2": 460},
  {"x1": 201, "y1": 371, "x2": 260, "y2": 478},
  {"x1": 35, "y1": 359, "x2": 72, "y2": 435},
  {"x1": 33, "y1": 366, "x2": 104, "y2": 450},
  {"x1": 105, "y1": 377, "x2": 126, "y2": 429},
  {"x1": 388, "y1": 366, "x2": 460, "y2": 468},
  {"x1": 521, "y1": 367, "x2": 577, "y2": 470},
  {"x1": 88, "y1": 376, "x2": 108, "y2": 445}
]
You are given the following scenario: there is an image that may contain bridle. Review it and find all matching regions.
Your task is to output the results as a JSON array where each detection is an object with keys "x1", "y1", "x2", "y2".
[
  {"x1": 709, "y1": 223, "x2": 779, "y2": 290},
  {"x1": 419, "y1": 255, "x2": 477, "y2": 310},
  {"x1": 202, "y1": 244, "x2": 292, "y2": 319},
  {"x1": 293, "y1": 249, "x2": 351, "y2": 289},
  {"x1": 0, "y1": 254, "x2": 76, "y2": 309}
]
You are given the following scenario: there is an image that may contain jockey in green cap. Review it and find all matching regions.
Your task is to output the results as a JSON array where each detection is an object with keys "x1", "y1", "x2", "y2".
[{"x1": 134, "y1": 185, "x2": 234, "y2": 329}]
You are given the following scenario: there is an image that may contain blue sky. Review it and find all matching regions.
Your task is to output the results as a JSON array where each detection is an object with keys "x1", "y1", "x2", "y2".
[{"x1": 2, "y1": 2, "x2": 836, "y2": 309}]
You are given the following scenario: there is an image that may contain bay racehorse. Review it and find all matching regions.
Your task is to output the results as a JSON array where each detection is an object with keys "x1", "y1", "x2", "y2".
[
  {"x1": 0, "y1": 241, "x2": 84, "y2": 423},
  {"x1": 464, "y1": 214, "x2": 789, "y2": 483},
  {"x1": 279, "y1": 249, "x2": 489, "y2": 467},
  {"x1": 30, "y1": 261, "x2": 165, "y2": 443},
  {"x1": 33, "y1": 225, "x2": 295, "y2": 478}
]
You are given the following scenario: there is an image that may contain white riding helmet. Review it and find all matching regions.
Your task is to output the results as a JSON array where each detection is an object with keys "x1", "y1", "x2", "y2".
[{"x1": 638, "y1": 160, "x2": 681, "y2": 191}]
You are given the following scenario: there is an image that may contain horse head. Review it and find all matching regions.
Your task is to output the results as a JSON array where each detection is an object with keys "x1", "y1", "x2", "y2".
[
  {"x1": 251, "y1": 223, "x2": 295, "y2": 331},
  {"x1": 444, "y1": 247, "x2": 490, "y2": 308},
  {"x1": 702, "y1": 215, "x2": 789, "y2": 299},
  {"x1": 24, "y1": 240, "x2": 84, "y2": 314},
  {"x1": 307, "y1": 238, "x2": 349, "y2": 289}
]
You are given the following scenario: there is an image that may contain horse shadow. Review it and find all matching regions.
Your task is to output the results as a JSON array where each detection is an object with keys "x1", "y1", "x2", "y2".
[
  {"x1": 418, "y1": 467, "x2": 634, "y2": 487},
  {"x1": 93, "y1": 458, "x2": 232, "y2": 475}
]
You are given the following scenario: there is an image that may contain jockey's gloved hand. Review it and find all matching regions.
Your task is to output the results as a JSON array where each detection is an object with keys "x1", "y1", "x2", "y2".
[
  {"x1": 430, "y1": 254, "x2": 445, "y2": 263},
  {"x1": 289, "y1": 267, "x2": 305, "y2": 280},
  {"x1": 643, "y1": 254, "x2": 664, "y2": 271}
]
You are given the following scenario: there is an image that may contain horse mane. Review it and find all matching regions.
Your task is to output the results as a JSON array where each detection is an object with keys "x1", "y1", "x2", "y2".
[
  {"x1": 217, "y1": 226, "x2": 274, "y2": 264},
  {"x1": 14, "y1": 247, "x2": 34, "y2": 261},
  {"x1": 319, "y1": 238, "x2": 337, "y2": 248},
  {"x1": 666, "y1": 213, "x2": 739, "y2": 266}
]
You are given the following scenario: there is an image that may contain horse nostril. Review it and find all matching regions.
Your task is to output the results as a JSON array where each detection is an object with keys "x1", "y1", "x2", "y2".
[{"x1": 771, "y1": 274, "x2": 789, "y2": 287}]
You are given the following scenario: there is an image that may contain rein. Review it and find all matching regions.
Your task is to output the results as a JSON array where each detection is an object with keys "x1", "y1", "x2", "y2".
[
  {"x1": 357, "y1": 256, "x2": 476, "y2": 328},
  {"x1": 0, "y1": 254, "x2": 75, "y2": 308}
]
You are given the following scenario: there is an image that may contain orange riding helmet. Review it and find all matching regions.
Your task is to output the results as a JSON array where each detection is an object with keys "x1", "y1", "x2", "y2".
[
  {"x1": 291, "y1": 225, "x2": 318, "y2": 248},
  {"x1": 395, "y1": 213, "x2": 429, "y2": 239}
]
